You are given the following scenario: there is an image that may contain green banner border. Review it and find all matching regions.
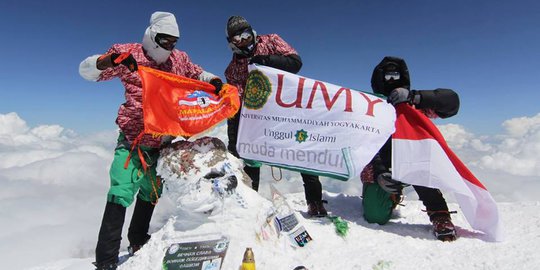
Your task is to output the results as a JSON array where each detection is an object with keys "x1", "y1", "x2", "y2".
[{"x1": 244, "y1": 159, "x2": 349, "y2": 181}]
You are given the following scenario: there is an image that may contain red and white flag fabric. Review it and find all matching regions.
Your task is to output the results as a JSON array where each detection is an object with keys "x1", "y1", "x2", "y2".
[{"x1": 392, "y1": 104, "x2": 503, "y2": 241}]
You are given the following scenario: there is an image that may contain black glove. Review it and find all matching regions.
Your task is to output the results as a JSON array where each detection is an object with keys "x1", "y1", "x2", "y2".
[
  {"x1": 111, "y1": 53, "x2": 138, "y2": 72},
  {"x1": 387, "y1": 87, "x2": 411, "y2": 105},
  {"x1": 376, "y1": 172, "x2": 409, "y2": 194},
  {"x1": 209, "y1": 78, "x2": 223, "y2": 95},
  {"x1": 249, "y1": 55, "x2": 269, "y2": 65},
  {"x1": 387, "y1": 88, "x2": 420, "y2": 106}
]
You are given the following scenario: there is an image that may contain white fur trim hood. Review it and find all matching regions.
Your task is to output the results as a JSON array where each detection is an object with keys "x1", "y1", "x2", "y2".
[{"x1": 142, "y1": 11, "x2": 180, "y2": 64}]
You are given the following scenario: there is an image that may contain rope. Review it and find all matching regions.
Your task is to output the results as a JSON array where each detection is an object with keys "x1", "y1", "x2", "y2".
[
  {"x1": 271, "y1": 166, "x2": 283, "y2": 182},
  {"x1": 149, "y1": 175, "x2": 161, "y2": 206},
  {"x1": 124, "y1": 132, "x2": 160, "y2": 205},
  {"x1": 124, "y1": 132, "x2": 145, "y2": 170}
]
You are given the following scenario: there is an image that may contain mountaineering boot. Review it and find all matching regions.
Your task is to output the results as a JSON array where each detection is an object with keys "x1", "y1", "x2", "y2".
[
  {"x1": 127, "y1": 197, "x2": 155, "y2": 255},
  {"x1": 389, "y1": 186, "x2": 405, "y2": 210},
  {"x1": 307, "y1": 200, "x2": 328, "y2": 217},
  {"x1": 127, "y1": 245, "x2": 142, "y2": 256},
  {"x1": 430, "y1": 213, "x2": 457, "y2": 241},
  {"x1": 93, "y1": 262, "x2": 117, "y2": 270},
  {"x1": 95, "y1": 202, "x2": 126, "y2": 269},
  {"x1": 315, "y1": 200, "x2": 328, "y2": 217},
  {"x1": 307, "y1": 201, "x2": 318, "y2": 216},
  {"x1": 303, "y1": 173, "x2": 325, "y2": 217}
]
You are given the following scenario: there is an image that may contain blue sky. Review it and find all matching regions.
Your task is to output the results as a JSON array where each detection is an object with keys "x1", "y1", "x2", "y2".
[{"x1": 1, "y1": 0, "x2": 539, "y2": 135}]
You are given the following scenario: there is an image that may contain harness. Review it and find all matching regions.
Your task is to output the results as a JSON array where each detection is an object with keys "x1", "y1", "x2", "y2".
[{"x1": 119, "y1": 132, "x2": 162, "y2": 205}]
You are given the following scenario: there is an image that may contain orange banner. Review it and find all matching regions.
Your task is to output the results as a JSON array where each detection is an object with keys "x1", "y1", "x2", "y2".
[{"x1": 138, "y1": 66, "x2": 240, "y2": 137}]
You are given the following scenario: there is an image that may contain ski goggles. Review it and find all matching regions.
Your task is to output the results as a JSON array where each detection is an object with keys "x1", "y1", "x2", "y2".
[
  {"x1": 384, "y1": 71, "x2": 401, "y2": 81},
  {"x1": 230, "y1": 29, "x2": 253, "y2": 45},
  {"x1": 155, "y1": 34, "x2": 178, "y2": 51}
]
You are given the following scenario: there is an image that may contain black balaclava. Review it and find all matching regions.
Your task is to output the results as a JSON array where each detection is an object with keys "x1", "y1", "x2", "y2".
[
  {"x1": 226, "y1": 16, "x2": 257, "y2": 56},
  {"x1": 371, "y1": 56, "x2": 411, "y2": 96}
]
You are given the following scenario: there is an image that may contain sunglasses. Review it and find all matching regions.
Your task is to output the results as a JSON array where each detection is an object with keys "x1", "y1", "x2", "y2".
[
  {"x1": 156, "y1": 36, "x2": 178, "y2": 51},
  {"x1": 231, "y1": 29, "x2": 253, "y2": 45},
  {"x1": 384, "y1": 71, "x2": 401, "y2": 81}
]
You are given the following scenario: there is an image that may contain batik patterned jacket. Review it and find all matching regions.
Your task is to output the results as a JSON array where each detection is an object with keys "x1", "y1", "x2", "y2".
[
  {"x1": 81, "y1": 43, "x2": 208, "y2": 148},
  {"x1": 225, "y1": 34, "x2": 297, "y2": 96}
]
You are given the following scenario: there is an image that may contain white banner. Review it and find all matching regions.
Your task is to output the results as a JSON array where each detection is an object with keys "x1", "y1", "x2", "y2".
[{"x1": 237, "y1": 65, "x2": 396, "y2": 180}]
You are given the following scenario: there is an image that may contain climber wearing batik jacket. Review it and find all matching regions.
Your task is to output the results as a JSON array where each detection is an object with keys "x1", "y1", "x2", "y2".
[
  {"x1": 79, "y1": 11, "x2": 223, "y2": 270},
  {"x1": 223, "y1": 15, "x2": 328, "y2": 218}
]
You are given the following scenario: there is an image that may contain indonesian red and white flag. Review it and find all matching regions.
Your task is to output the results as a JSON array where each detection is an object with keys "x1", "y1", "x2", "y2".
[{"x1": 392, "y1": 104, "x2": 503, "y2": 241}]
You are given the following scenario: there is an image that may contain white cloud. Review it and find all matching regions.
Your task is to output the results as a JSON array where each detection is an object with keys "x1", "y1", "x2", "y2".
[
  {"x1": 0, "y1": 113, "x2": 77, "y2": 151},
  {"x1": 480, "y1": 113, "x2": 540, "y2": 176},
  {"x1": 0, "y1": 113, "x2": 116, "y2": 170},
  {"x1": 0, "y1": 150, "x2": 64, "y2": 169},
  {"x1": 501, "y1": 113, "x2": 540, "y2": 137},
  {"x1": 0, "y1": 113, "x2": 118, "y2": 269},
  {"x1": 438, "y1": 123, "x2": 491, "y2": 151},
  {"x1": 438, "y1": 113, "x2": 540, "y2": 177},
  {"x1": 0, "y1": 112, "x2": 29, "y2": 135},
  {"x1": 435, "y1": 114, "x2": 540, "y2": 203}
]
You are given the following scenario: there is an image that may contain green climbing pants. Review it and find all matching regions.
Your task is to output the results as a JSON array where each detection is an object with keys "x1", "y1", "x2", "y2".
[
  {"x1": 362, "y1": 182, "x2": 395, "y2": 225},
  {"x1": 107, "y1": 133, "x2": 162, "y2": 207}
]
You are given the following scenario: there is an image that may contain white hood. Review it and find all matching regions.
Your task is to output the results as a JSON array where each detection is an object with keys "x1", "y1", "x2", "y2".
[{"x1": 142, "y1": 11, "x2": 180, "y2": 64}]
